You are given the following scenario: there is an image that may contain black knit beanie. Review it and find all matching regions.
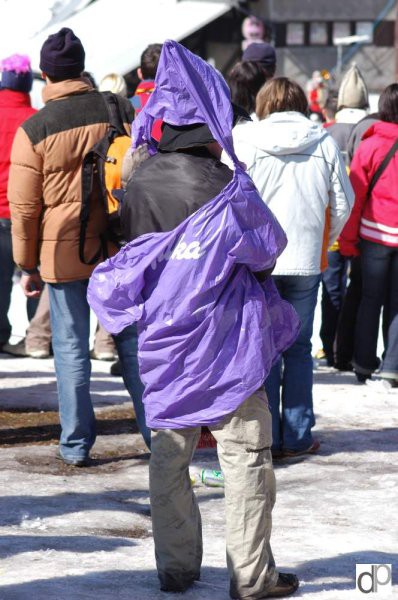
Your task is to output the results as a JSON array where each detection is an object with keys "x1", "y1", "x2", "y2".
[{"x1": 40, "y1": 27, "x2": 85, "y2": 79}]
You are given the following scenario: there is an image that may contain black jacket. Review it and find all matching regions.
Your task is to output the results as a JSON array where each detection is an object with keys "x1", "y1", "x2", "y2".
[{"x1": 121, "y1": 148, "x2": 233, "y2": 242}]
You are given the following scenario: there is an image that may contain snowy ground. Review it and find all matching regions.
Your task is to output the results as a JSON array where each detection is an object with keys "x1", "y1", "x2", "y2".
[{"x1": 0, "y1": 285, "x2": 397, "y2": 599}]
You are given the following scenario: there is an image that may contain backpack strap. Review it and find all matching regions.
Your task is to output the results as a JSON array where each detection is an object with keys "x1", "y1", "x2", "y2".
[
  {"x1": 79, "y1": 92, "x2": 127, "y2": 265},
  {"x1": 101, "y1": 91, "x2": 128, "y2": 136},
  {"x1": 367, "y1": 138, "x2": 398, "y2": 199},
  {"x1": 79, "y1": 150, "x2": 108, "y2": 265}
]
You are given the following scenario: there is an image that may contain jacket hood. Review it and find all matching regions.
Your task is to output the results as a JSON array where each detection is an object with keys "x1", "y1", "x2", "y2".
[
  {"x1": 362, "y1": 120, "x2": 398, "y2": 142},
  {"x1": 238, "y1": 111, "x2": 327, "y2": 155}
]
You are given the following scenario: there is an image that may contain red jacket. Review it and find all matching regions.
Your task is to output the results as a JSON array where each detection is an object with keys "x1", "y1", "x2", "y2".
[
  {"x1": 0, "y1": 89, "x2": 36, "y2": 219},
  {"x1": 339, "y1": 121, "x2": 398, "y2": 256},
  {"x1": 130, "y1": 80, "x2": 162, "y2": 142}
]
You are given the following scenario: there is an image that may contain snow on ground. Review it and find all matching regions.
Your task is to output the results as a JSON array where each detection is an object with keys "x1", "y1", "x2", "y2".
[{"x1": 0, "y1": 286, "x2": 397, "y2": 599}]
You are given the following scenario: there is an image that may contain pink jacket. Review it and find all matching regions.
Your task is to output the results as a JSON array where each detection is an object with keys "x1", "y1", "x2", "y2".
[{"x1": 339, "y1": 121, "x2": 398, "y2": 256}]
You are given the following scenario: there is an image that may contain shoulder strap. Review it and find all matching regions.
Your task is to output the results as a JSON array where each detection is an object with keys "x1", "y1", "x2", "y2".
[
  {"x1": 79, "y1": 92, "x2": 127, "y2": 266},
  {"x1": 367, "y1": 139, "x2": 398, "y2": 199},
  {"x1": 79, "y1": 150, "x2": 108, "y2": 265},
  {"x1": 101, "y1": 91, "x2": 127, "y2": 136}
]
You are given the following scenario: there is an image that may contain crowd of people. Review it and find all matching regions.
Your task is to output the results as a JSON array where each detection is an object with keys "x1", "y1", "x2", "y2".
[{"x1": 0, "y1": 25, "x2": 397, "y2": 599}]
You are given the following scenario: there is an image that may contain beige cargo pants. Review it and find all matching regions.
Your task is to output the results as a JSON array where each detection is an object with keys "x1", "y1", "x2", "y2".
[{"x1": 149, "y1": 388, "x2": 278, "y2": 599}]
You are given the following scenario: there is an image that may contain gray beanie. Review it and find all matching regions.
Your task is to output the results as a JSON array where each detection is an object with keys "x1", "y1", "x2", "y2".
[{"x1": 337, "y1": 65, "x2": 369, "y2": 110}]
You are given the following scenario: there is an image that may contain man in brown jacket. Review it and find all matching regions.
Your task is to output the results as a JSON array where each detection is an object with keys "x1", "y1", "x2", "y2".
[{"x1": 8, "y1": 28, "x2": 150, "y2": 465}]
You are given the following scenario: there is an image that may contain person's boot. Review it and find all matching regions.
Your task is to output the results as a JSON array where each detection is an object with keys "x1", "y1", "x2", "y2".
[
  {"x1": 1, "y1": 339, "x2": 28, "y2": 356},
  {"x1": 265, "y1": 573, "x2": 299, "y2": 598},
  {"x1": 230, "y1": 572, "x2": 299, "y2": 599},
  {"x1": 110, "y1": 359, "x2": 122, "y2": 376}
]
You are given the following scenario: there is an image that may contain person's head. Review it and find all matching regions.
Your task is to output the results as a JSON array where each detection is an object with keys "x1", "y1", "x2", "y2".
[
  {"x1": 256, "y1": 77, "x2": 308, "y2": 119},
  {"x1": 242, "y1": 42, "x2": 276, "y2": 80},
  {"x1": 159, "y1": 122, "x2": 219, "y2": 155},
  {"x1": 322, "y1": 90, "x2": 338, "y2": 122},
  {"x1": 378, "y1": 83, "x2": 398, "y2": 124},
  {"x1": 0, "y1": 54, "x2": 33, "y2": 93},
  {"x1": 158, "y1": 104, "x2": 249, "y2": 159},
  {"x1": 337, "y1": 64, "x2": 369, "y2": 111},
  {"x1": 228, "y1": 60, "x2": 268, "y2": 114},
  {"x1": 138, "y1": 43, "x2": 162, "y2": 81},
  {"x1": 40, "y1": 27, "x2": 85, "y2": 82},
  {"x1": 98, "y1": 73, "x2": 127, "y2": 97}
]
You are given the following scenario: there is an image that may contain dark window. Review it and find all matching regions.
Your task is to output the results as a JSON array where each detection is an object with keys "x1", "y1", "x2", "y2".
[{"x1": 374, "y1": 21, "x2": 394, "y2": 46}]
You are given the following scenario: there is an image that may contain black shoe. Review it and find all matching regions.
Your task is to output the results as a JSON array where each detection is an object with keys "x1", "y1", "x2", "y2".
[
  {"x1": 110, "y1": 359, "x2": 122, "y2": 376},
  {"x1": 334, "y1": 360, "x2": 353, "y2": 372},
  {"x1": 159, "y1": 572, "x2": 199, "y2": 593},
  {"x1": 355, "y1": 371, "x2": 371, "y2": 384},
  {"x1": 266, "y1": 573, "x2": 299, "y2": 598},
  {"x1": 56, "y1": 451, "x2": 90, "y2": 467}
]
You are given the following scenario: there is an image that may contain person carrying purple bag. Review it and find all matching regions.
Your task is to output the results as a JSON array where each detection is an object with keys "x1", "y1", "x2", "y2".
[{"x1": 88, "y1": 40, "x2": 300, "y2": 599}]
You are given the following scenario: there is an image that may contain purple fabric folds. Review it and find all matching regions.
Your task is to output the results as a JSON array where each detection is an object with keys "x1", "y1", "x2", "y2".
[{"x1": 87, "y1": 41, "x2": 300, "y2": 428}]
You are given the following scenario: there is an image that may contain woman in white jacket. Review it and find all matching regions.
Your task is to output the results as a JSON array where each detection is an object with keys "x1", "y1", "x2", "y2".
[{"x1": 231, "y1": 77, "x2": 354, "y2": 457}]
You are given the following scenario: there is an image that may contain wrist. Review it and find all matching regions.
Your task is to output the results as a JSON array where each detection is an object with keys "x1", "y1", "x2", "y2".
[{"x1": 21, "y1": 268, "x2": 39, "y2": 276}]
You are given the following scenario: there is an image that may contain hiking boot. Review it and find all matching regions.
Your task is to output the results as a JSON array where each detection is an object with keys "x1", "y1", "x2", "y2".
[{"x1": 283, "y1": 438, "x2": 320, "y2": 458}]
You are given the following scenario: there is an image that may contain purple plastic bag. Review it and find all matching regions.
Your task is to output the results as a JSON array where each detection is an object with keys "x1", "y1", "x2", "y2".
[{"x1": 88, "y1": 41, "x2": 300, "y2": 428}]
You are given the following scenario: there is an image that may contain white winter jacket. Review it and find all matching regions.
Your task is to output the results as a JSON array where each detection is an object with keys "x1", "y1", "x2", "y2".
[{"x1": 225, "y1": 111, "x2": 354, "y2": 275}]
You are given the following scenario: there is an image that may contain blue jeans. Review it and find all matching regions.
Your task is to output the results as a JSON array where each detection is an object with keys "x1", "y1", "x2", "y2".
[
  {"x1": 265, "y1": 274, "x2": 321, "y2": 452},
  {"x1": 320, "y1": 250, "x2": 349, "y2": 364},
  {"x1": 0, "y1": 218, "x2": 38, "y2": 345},
  {"x1": 113, "y1": 325, "x2": 151, "y2": 448},
  {"x1": 353, "y1": 239, "x2": 398, "y2": 378},
  {"x1": 48, "y1": 280, "x2": 149, "y2": 460}
]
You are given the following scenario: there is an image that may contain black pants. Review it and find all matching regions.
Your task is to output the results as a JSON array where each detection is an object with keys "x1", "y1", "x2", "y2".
[
  {"x1": 320, "y1": 250, "x2": 349, "y2": 364},
  {"x1": 335, "y1": 256, "x2": 362, "y2": 366}
]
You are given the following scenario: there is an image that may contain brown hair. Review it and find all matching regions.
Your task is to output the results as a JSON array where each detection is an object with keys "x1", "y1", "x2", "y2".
[
  {"x1": 228, "y1": 60, "x2": 269, "y2": 114},
  {"x1": 256, "y1": 77, "x2": 308, "y2": 119},
  {"x1": 140, "y1": 43, "x2": 162, "y2": 80}
]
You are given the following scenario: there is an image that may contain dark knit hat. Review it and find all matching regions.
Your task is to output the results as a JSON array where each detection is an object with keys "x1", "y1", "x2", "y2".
[
  {"x1": 242, "y1": 42, "x2": 276, "y2": 68},
  {"x1": 40, "y1": 27, "x2": 85, "y2": 79},
  {"x1": 0, "y1": 54, "x2": 33, "y2": 93}
]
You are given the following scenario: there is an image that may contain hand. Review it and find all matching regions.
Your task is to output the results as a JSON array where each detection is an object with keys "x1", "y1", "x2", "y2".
[{"x1": 21, "y1": 272, "x2": 43, "y2": 299}]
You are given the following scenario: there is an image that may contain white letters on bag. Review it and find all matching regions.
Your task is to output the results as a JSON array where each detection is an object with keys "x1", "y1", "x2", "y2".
[{"x1": 170, "y1": 235, "x2": 203, "y2": 260}]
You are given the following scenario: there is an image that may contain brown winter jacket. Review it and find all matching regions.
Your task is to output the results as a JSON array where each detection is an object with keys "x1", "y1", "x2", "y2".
[{"x1": 8, "y1": 78, "x2": 134, "y2": 282}]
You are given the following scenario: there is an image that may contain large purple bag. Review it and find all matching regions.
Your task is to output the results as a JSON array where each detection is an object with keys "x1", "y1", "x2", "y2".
[{"x1": 88, "y1": 41, "x2": 299, "y2": 429}]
